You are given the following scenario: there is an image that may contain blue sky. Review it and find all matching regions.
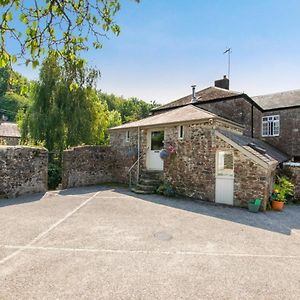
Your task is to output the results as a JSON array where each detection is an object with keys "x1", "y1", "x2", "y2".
[{"x1": 15, "y1": 0, "x2": 300, "y2": 104}]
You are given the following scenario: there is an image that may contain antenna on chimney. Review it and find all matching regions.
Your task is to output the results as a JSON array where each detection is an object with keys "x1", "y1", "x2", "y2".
[{"x1": 223, "y1": 47, "x2": 232, "y2": 80}]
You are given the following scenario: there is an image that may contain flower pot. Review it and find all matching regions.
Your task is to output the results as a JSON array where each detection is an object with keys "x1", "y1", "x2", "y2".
[
  {"x1": 272, "y1": 200, "x2": 285, "y2": 211},
  {"x1": 248, "y1": 199, "x2": 261, "y2": 213}
]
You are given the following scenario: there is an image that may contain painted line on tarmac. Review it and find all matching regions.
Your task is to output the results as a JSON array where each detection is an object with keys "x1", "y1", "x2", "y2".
[
  {"x1": 0, "y1": 190, "x2": 102, "y2": 266},
  {"x1": 2, "y1": 245, "x2": 300, "y2": 259}
]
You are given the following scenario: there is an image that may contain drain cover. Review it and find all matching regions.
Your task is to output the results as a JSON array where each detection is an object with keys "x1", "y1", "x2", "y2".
[{"x1": 154, "y1": 231, "x2": 173, "y2": 241}]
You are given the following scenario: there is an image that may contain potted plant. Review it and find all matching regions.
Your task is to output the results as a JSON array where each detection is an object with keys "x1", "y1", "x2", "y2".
[{"x1": 271, "y1": 176, "x2": 294, "y2": 211}]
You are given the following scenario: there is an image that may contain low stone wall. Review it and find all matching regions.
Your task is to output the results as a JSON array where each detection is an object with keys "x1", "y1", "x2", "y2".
[
  {"x1": 0, "y1": 146, "x2": 48, "y2": 198},
  {"x1": 62, "y1": 145, "x2": 134, "y2": 189}
]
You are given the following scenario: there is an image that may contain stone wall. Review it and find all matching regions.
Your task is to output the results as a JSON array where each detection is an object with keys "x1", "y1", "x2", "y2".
[
  {"x1": 0, "y1": 146, "x2": 48, "y2": 199},
  {"x1": 253, "y1": 108, "x2": 300, "y2": 158},
  {"x1": 163, "y1": 121, "x2": 216, "y2": 201},
  {"x1": 62, "y1": 143, "x2": 139, "y2": 189}
]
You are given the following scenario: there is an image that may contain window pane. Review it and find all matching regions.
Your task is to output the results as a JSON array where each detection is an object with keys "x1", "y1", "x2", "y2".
[
  {"x1": 262, "y1": 122, "x2": 268, "y2": 135},
  {"x1": 151, "y1": 131, "x2": 164, "y2": 150},
  {"x1": 179, "y1": 125, "x2": 184, "y2": 138},
  {"x1": 217, "y1": 151, "x2": 234, "y2": 175}
]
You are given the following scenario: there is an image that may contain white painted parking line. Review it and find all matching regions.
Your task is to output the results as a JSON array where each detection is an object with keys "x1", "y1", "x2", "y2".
[
  {"x1": 0, "y1": 190, "x2": 102, "y2": 265},
  {"x1": 2, "y1": 245, "x2": 300, "y2": 259}
]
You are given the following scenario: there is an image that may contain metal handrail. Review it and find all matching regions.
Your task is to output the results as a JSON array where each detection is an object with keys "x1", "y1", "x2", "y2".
[{"x1": 128, "y1": 151, "x2": 144, "y2": 189}]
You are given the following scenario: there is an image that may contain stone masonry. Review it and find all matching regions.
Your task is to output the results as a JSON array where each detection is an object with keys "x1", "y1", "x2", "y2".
[
  {"x1": 254, "y1": 108, "x2": 300, "y2": 158},
  {"x1": 162, "y1": 121, "x2": 273, "y2": 210},
  {"x1": 0, "y1": 146, "x2": 48, "y2": 199},
  {"x1": 62, "y1": 143, "x2": 138, "y2": 189}
]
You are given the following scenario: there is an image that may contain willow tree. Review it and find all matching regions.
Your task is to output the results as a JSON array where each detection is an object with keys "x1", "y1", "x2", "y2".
[{"x1": 21, "y1": 56, "x2": 117, "y2": 151}]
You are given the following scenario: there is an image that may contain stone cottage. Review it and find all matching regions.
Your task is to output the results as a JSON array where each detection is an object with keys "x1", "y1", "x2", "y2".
[
  {"x1": 149, "y1": 76, "x2": 300, "y2": 201},
  {"x1": 109, "y1": 105, "x2": 288, "y2": 210}
]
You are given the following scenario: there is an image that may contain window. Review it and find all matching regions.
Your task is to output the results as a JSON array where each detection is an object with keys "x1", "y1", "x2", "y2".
[
  {"x1": 178, "y1": 125, "x2": 184, "y2": 139},
  {"x1": 216, "y1": 151, "x2": 234, "y2": 176},
  {"x1": 262, "y1": 115, "x2": 280, "y2": 137},
  {"x1": 125, "y1": 130, "x2": 130, "y2": 142},
  {"x1": 151, "y1": 131, "x2": 164, "y2": 150}
]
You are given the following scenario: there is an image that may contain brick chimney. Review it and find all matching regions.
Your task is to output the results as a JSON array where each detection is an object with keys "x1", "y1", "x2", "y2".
[{"x1": 214, "y1": 75, "x2": 229, "y2": 90}]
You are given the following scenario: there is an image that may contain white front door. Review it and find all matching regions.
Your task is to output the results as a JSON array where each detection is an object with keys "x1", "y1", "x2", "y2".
[
  {"x1": 146, "y1": 129, "x2": 164, "y2": 171},
  {"x1": 215, "y1": 151, "x2": 234, "y2": 205}
]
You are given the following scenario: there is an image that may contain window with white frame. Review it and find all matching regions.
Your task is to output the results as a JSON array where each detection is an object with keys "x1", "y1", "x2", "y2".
[
  {"x1": 216, "y1": 151, "x2": 234, "y2": 176},
  {"x1": 178, "y1": 125, "x2": 184, "y2": 140},
  {"x1": 262, "y1": 115, "x2": 280, "y2": 137},
  {"x1": 125, "y1": 130, "x2": 130, "y2": 142}
]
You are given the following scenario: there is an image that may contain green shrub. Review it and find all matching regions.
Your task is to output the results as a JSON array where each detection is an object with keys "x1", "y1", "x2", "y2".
[
  {"x1": 156, "y1": 182, "x2": 175, "y2": 197},
  {"x1": 48, "y1": 162, "x2": 62, "y2": 190}
]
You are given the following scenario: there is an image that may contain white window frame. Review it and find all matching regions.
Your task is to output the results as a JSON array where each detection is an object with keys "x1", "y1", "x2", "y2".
[
  {"x1": 178, "y1": 125, "x2": 184, "y2": 140},
  {"x1": 125, "y1": 130, "x2": 130, "y2": 142},
  {"x1": 262, "y1": 115, "x2": 280, "y2": 137}
]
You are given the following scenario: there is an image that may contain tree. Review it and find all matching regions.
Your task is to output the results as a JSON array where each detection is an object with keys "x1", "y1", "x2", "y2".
[
  {"x1": 0, "y1": 0, "x2": 139, "y2": 68},
  {"x1": 0, "y1": 91, "x2": 28, "y2": 121},
  {"x1": 99, "y1": 92, "x2": 160, "y2": 123},
  {"x1": 20, "y1": 56, "x2": 116, "y2": 151}
]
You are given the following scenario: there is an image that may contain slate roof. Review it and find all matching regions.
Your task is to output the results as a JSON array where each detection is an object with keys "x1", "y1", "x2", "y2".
[
  {"x1": 110, "y1": 105, "x2": 241, "y2": 130},
  {"x1": 217, "y1": 129, "x2": 289, "y2": 165},
  {"x1": 0, "y1": 122, "x2": 21, "y2": 138},
  {"x1": 252, "y1": 89, "x2": 300, "y2": 110},
  {"x1": 153, "y1": 86, "x2": 243, "y2": 112}
]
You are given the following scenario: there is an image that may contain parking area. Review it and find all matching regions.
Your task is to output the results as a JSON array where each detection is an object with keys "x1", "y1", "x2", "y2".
[{"x1": 1, "y1": 186, "x2": 300, "y2": 299}]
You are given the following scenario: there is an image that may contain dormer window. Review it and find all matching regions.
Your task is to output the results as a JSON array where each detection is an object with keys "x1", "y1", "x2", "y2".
[
  {"x1": 178, "y1": 125, "x2": 184, "y2": 140},
  {"x1": 262, "y1": 115, "x2": 280, "y2": 137}
]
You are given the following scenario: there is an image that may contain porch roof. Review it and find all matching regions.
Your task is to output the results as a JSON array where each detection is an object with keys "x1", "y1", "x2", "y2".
[
  {"x1": 216, "y1": 129, "x2": 289, "y2": 167},
  {"x1": 110, "y1": 105, "x2": 242, "y2": 130}
]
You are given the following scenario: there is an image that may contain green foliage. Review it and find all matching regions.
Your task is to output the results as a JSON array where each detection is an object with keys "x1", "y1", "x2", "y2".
[
  {"x1": 20, "y1": 57, "x2": 110, "y2": 151},
  {"x1": 156, "y1": 182, "x2": 175, "y2": 197},
  {"x1": 99, "y1": 92, "x2": 160, "y2": 123},
  {"x1": 48, "y1": 161, "x2": 62, "y2": 190},
  {"x1": 0, "y1": 91, "x2": 28, "y2": 121},
  {"x1": 0, "y1": 67, "x2": 9, "y2": 96},
  {"x1": 0, "y1": 67, "x2": 31, "y2": 121},
  {"x1": 272, "y1": 176, "x2": 294, "y2": 202},
  {"x1": 0, "y1": 0, "x2": 140, "y2": 68}
]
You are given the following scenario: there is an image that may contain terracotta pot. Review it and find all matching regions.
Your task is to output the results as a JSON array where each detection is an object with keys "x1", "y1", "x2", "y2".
[{"x1": 272, "y1": 200, "x2": 285, "y2": 211}]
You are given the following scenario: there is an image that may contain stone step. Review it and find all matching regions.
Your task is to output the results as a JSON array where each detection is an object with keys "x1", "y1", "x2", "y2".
[
  {"x1": 140, "y1": 171, "x2": 163, "y2": 180},
  {"x1": 131, "y1": 188, "x2": 154, "y2": 195},
  {"x1": 136, "y1": 183, "x2": 157, "y2": 192},
  {"x1": 139, "y1": 178, "x2": 161, "y2": 186}
]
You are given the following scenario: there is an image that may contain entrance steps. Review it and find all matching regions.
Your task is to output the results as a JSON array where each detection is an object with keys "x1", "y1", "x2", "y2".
[{"x1": 131, "y1": 170, "x2": 163, "y2": 194}]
